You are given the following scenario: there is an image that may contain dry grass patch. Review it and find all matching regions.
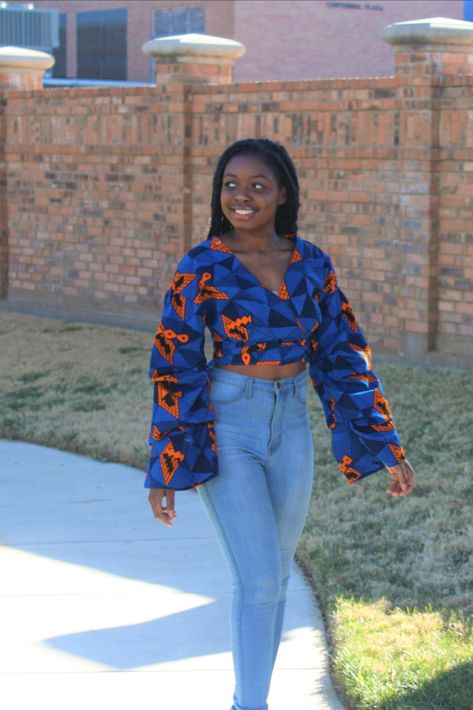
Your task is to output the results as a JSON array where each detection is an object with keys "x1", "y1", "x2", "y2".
[
  {"x1": 0, "y1": 311, "x2": 151, "y2": 469},
  {"x1": 1, "y1": 310, "x2": 472, "y2": 709}
]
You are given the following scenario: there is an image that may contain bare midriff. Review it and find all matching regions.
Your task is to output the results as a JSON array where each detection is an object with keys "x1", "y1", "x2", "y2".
[{"x1": 219, "y1": 359, "x2": 306, "y2": 381}]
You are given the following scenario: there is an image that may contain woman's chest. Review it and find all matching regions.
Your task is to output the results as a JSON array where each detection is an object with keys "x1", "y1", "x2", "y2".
[
  {"x1": 230, "y1": 248, "x2": 294, "y2": 293},
  {"x1": 200, "y1": 258, "x2": 323, "y2": 339}
]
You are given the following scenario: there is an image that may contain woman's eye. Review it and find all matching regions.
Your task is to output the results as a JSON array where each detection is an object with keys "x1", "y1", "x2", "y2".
[{"x1": 223, "y1": 181, "x2": 265, "y2": 190}]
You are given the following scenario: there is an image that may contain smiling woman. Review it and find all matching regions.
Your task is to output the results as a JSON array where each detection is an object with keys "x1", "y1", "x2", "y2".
[
  {"x1": 145, "y1": 137, "x2": 415, "y2": 710},
  {"x1": 220, "y1": 157, "x2": 287, "y2": 231}
]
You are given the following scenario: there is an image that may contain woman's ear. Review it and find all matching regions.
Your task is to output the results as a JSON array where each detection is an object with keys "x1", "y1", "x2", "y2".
[{"x1": 278, "y1": 186, "x2": 287, "y2": 205}]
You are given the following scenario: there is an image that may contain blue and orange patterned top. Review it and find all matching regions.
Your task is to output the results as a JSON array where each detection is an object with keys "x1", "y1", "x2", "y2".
[{"x1": 145, "y1": 235, "x2": 405, "y2": 490}]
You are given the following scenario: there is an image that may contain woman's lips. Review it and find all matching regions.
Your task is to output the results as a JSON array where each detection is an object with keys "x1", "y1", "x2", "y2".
[{"x1": 231, "y1": 207, "x2": 256, "y2": 219}]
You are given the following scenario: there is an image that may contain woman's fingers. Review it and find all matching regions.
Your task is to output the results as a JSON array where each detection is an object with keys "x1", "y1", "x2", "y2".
[
  {"x1": 148, "y1": 488, "x2": 177, "y2": 526},
  {"x1": 386, "y1": 459, "x2": 415, "y2": 497}
]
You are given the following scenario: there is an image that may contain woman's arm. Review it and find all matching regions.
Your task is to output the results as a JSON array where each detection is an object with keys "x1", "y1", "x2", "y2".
[
  {"x1": 145, "y1": 252, "x2": 218, "y2": 494},
  {"x1": 309, "y1": 251, "x2": 414, "y2": 494}
]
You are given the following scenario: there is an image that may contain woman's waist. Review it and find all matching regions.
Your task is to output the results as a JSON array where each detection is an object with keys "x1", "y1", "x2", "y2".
[
  {"x1": 208, "y1": 361, "x2": 308, "y2": 398},
  {"x1": 216, "y1": 360, "x2": 306, "y2": 381}
]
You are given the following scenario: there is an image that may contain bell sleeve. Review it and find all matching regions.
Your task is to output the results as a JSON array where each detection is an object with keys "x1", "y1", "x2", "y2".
[
  {"x1": 145, "y1": 253, "x2": 218, "y2": 490},
  {"x1": 308, "y1": 252, "x2": 406, "y2": 484}
]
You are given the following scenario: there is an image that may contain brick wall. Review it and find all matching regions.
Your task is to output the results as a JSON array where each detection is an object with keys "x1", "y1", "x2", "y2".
[
  {"x1": 436, "y1": 77, "x2": 473, "y2": 355},
  {"x1": 3, "y1": 84, "x2": 190, "y2": 327},
  {"x1": 0, "y1": 94, "x2": 7, "y2": 298},
  {"x1": 0, "y1": 35, "x2": 472, "y2": 364}
]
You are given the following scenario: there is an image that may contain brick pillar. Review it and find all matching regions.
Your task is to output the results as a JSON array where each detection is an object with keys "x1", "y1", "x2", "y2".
[
  {"x1": 142, "y1": 34, "x2": 245, "y2": 252},
  {"x1": 142, "y1": 32, "x2": 245, "y2": 86},
  {"x1": 0, "y1": 47, "x2": 54, "y2": 299},
  {"x1": 0, "y1": 46, "x2": 55, "y2": 91},
  {"x1": 381, "y1": 17, "x2": 473, "y2": 358},
  {"x1": 382, "y1": 16, "x2": 473, "y2": 79}
]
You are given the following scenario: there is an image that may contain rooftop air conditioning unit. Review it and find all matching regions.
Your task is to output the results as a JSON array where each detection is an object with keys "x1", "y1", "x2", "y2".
[{"x1": 0, "y1": 2, "x2": 59, "y2": 52}]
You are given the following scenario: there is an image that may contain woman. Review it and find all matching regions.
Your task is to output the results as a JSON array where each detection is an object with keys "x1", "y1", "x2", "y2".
[{"x1": 146, "y1": 138, "x2": 415, "y2": 710}]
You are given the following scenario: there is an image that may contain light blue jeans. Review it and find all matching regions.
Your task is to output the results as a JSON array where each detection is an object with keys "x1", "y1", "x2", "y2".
[{"x1": 197, "y1": 366, "x2": 314, "y2": 710}]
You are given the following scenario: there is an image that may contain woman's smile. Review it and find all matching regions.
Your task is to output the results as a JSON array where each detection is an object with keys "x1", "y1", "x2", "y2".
[{"x1": 232, "y1": 207, "x2": 257, "y2": 219}]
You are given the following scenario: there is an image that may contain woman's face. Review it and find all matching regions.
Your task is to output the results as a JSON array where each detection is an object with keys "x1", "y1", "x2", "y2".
[{"x1": 220, "y1": 154, "x2": 287, "y2": 235}]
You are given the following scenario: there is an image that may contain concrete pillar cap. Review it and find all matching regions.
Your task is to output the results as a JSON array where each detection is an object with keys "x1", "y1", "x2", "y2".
[
  {"x1": 142, "y1": 33, "x2": 246, "y2": 60},
  {"x1": 0, "y1": 46, "x2": 55, "y2": 70},
  {"x1": 381, "y1": 16, "x2": 473, "y2": 47}
]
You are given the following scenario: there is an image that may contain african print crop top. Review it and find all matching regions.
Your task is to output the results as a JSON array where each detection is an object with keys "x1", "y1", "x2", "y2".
[{"x1": 145, "y1": 235, "x2": 406, "y2": 490}]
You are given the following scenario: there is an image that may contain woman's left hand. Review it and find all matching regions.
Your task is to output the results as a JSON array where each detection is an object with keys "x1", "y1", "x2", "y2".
[{"x1": 385, "y1": 459, "x2": 415, "y2": 497}]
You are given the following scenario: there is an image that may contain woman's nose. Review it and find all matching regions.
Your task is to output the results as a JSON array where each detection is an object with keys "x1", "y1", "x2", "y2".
[{"x1": 234, "y1": 188, "x2": 251, "y2": 201}]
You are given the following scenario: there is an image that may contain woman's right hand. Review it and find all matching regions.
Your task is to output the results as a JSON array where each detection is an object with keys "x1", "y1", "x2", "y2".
[
  {"x1": 385, "y1": 459, "x2": 415, "y2": 497},
  {"x1": 148, "y1": 488, "x2": 176, "y2": 527}
]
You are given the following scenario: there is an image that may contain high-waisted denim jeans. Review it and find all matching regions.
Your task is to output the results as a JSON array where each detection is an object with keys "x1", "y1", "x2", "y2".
[{"x1": 196, "y1": 366, "x2": 314, "y2": 710}]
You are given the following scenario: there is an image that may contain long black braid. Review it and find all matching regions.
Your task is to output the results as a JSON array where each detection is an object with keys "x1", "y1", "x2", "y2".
[{"x1": 207, "y1": 138, "x2": 300, "y2": 239}]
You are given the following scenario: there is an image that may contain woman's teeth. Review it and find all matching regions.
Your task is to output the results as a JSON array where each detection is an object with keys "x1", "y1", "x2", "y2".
[{"x1": 233, "y1": 209, "x2": 254, "y2": 215}]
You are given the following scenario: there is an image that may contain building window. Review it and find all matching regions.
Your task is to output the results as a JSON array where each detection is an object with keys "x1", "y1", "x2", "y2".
[
  {"x1": 77, "y1": 8, "x2": 127, "y2": 80},
  {"x1": 153, "y1": 6, "x2": 205, "y2": 37},
  {"x1": 51, "y1": 13, "x2": 67, "y2": 77}
]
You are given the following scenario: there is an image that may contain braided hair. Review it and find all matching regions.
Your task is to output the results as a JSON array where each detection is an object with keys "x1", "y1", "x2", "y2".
[{"x1": 207, "y1": 138, "x2": 300, "y2": 239}]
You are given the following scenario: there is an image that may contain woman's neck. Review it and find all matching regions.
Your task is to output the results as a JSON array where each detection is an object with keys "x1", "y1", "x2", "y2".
[{"x1": 224, "y1": 229, "x2": 285, "y2": 253}]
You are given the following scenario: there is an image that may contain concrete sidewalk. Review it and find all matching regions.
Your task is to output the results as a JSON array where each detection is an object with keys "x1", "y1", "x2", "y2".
[{"x1": 0, "y1": 439, "x2": 344, "y2": 710}]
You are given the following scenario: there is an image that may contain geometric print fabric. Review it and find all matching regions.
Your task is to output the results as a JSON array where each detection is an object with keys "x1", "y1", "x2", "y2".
[{"x1": 145, "y1": 235, "x2": 405, "y2": 490}]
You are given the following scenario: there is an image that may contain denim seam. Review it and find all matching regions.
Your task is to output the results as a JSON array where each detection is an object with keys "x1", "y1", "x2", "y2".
[
  {"x1": 199, "y1": 483, "x2": 246, "y2": 700},
  {"x1": 244, "y1": 377, "x2": 253, "y2": 399},
  {"x1": 295, "y1": 377, "x2": 308, "y2": 405}
]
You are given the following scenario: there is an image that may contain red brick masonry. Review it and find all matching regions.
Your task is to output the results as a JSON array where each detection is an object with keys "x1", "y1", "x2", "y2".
[{"x1": 0, "y1": 42, "x2": 472, "y2": 364}]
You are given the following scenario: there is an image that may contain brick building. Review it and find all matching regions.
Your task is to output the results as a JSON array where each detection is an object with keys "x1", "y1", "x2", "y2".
[{"x1": 28, "y1": 0, "x2": 463, "y2": 83}]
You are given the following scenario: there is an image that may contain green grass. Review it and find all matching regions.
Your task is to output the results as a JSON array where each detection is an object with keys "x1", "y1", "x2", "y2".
[
  {"x1": 330, "y1": 599, "x2": 473, "y2": 709},
  {"x1": 299, "y1": 361, "x2": 473, "y2": 708},
  {"x1": 1, "y1": 310, "x2": 472, "y2": 709}
]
